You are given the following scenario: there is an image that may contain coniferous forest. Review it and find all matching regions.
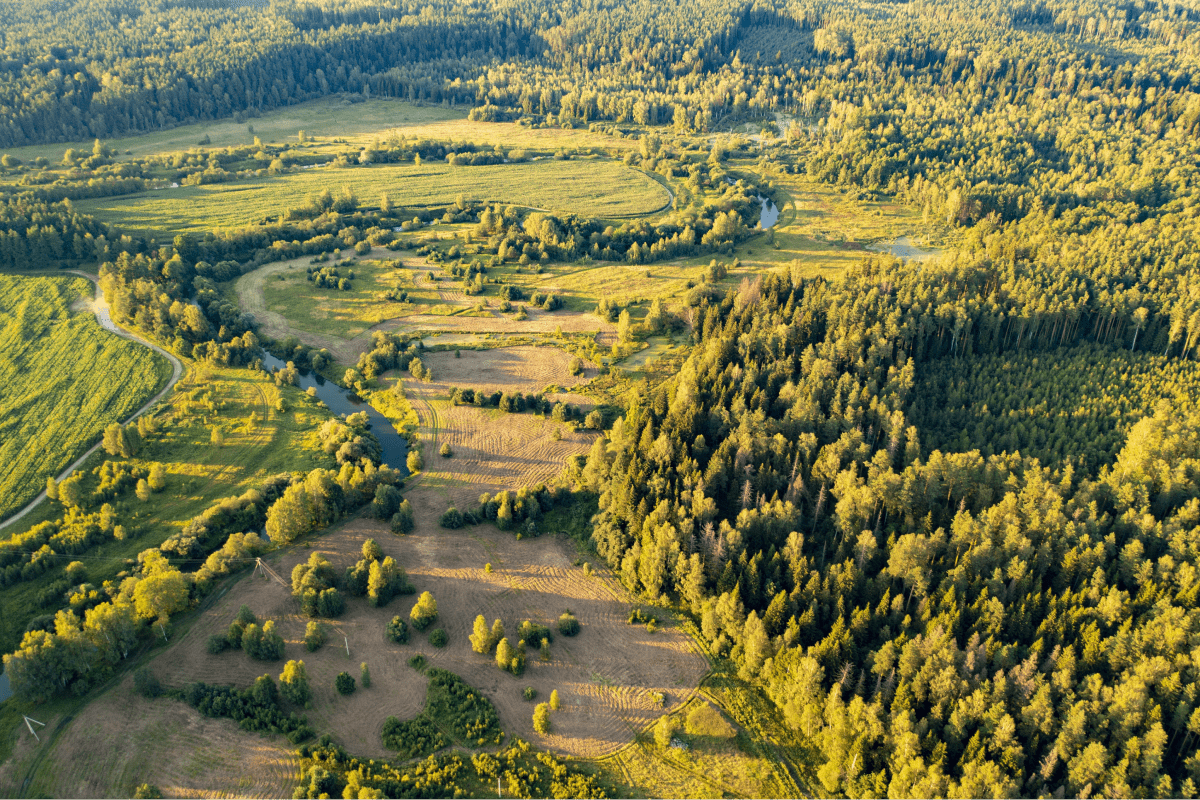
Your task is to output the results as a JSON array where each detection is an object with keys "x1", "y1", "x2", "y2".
[{"x1": 0, "y1": 0, "x2": 1199, "y2": 798}]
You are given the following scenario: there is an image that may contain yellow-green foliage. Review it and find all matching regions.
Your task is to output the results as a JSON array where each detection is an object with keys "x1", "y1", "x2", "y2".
[
  {"x1": 78, "y1": 159, "x2": 669, "y2": 239},
  {"x1": 0, "y1": 365, "x2": 334, "y2": 654},
  {"x1": 0, "y1": 275, "x2": 170, "y2": 519}
]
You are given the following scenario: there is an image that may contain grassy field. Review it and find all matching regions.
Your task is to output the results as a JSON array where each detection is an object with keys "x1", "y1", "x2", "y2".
[
  {"x1": 260, "y1": 257, "x2": 449, "y2": 339},
  {"x1": 75, "y1": 158, "x2": 669, "y2": 240},
  {"x1": 0, "y1": 95, "x2": 635, "y2": 165},
  {"x1": 733, "y1": 170, "x2": 946, "y2": 279},
  {"x1": 0, "y1": 96, "x2": 465, "y2": 163},
  {"x1": 0, "y1": 274, "x2": 172, "y2": 521},
  {"x1": 0, "y1": 364, "x2": 334, "y2": 656}
]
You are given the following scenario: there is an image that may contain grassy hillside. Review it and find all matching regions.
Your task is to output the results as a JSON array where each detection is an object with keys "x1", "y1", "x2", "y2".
[{"x1": 0, "y1": 274, "x2": 171, "y2": 520}]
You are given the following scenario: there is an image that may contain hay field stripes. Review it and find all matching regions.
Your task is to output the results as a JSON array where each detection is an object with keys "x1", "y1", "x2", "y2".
[{"x1": 0, "y1": 273, "x2": 182, "y2": 529}]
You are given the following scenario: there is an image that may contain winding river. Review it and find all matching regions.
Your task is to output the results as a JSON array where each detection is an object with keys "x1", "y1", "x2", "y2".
[{"x1": 260, "y1": 354, "x2": 410, "y2": 472}]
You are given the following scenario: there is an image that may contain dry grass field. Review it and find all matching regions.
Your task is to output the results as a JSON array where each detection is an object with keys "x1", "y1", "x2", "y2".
[
  {"x1": 149, "y1": 521, "x2": 708, "y2": 760},
  {"x1": 23, "y1": 677, "x2": 298, "y2": 799},
  {"x1": 402, "y1": 346, "x2": 599, "y2": 506}
]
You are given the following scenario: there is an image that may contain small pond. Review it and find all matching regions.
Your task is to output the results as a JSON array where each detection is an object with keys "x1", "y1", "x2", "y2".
[
  {"x1": 756, "y1": 195, "x2": 781, "y2": 230},
  {"x1": 261, "y1": 353, "x2": 409, "y2": 473}
]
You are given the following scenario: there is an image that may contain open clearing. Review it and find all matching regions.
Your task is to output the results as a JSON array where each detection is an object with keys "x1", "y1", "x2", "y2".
[
  {"x1": 0, "y1": 96, "x2": 633, "y2": 164},
  {"x1": 149, "y1": 521, "x2": 708, "y2": 760},
  {"x1": 731, "y1": 172, "x2": 944, "y2": 278},
  {"x1": 237, "y1": 247, "x2": 618, "y2": 365},
  {"x1": 0, "y1": 274, "x2": 172, "y2": 521},
  {"x1": 77, "y1": 159, "x2": 670, "y2": 239},
  {"x1": 402, "y1": 345, "x2": 600, "y2": 508},
  {"x1": 23, "y1": 676, "x2": 298, "y2": 799}
]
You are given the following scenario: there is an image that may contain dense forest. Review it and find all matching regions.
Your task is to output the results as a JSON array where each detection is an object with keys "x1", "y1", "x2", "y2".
[{"x1": 580, "y1": 259, "x2": 1200, "y2": 797}]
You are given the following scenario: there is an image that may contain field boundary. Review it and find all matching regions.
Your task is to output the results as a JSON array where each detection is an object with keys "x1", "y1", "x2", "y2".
[{"x1": 0, "y1": 273, "x2": 184, "y2": 532}]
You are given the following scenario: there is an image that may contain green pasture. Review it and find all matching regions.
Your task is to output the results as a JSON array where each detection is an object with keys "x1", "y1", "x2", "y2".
[
  {"x1": 0, "y1": 274, "x2": 171, "y2": 521},
  {"x1": 0, "y1": 365, "x2": 333, "y2": 656},
  {"x1": 76, "y1": 158, "x2": 670, "y2": 240}
]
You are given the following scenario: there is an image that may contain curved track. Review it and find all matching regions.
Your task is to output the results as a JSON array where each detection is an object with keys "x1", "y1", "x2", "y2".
[{"x1": 0, "y1": 272, "x2": 184, "y2": 532}]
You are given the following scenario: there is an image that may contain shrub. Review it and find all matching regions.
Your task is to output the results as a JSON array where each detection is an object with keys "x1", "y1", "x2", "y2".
[
  {"x1": 304, "y1": 621, "x2": 325, "y2": 651},
  {"x1": 532, "y1": 702, "x2": 551, "y2": 734},
  {"x1": 280, "y1": 660, "x2": 312, "y2": 705},
  {"x1": 655, "y1": 715, "x2": 677, "y2": 748},
  {"x1": 523, "y1": 686, "x2": 537, "y2": 701},
  {"x1": 381, "y1": 714, "x2": 448, "y2": 758},
  {"x1": 408, "y1": 653, "x2": 426, "y2": 671},
  {"x1": 361, "y1": 662, "x2": 371, "y2": 688},
  {"x1": 439, "y1": 442, "x2": 453, "y2": 457},
  {"x1": 429, "y1": 628, "x2": 448, "y2": 647},
  {"x1": 386, "y1": 615, "x2": 410, "y2": 644},
  {"x1": 133, "y1": 784, "x2": 163, "y2": 799},
  {"x1": 685, "y1": 702, "x2": 735, "y2": 738},
  {"x1": 406, "y1": 448, "x2": 423, "y2": 473},
  {"x1": 439, "y1": 506, "x2": 463, "y2": 529},
  {"x1": 390, "y1": 502, "x2": 415, "y2": 534},
  {"x1": 557, "y1": 612, "x2": 580, "y2": 637},
  {"x1": 184, "y1": 679, "x2": 313, "y2": 744},
  {"x1": 133, "y1": 668, "x2": 162, "y2": 698},
  {"x1": 317, "y1": 587, "x2": 344, "y2": 618},
  {"x1": 335, "y1": 672, "x2": 356, "y2": 695},
  {"x1": 207, "y1": 634, "x2": 230, "y2": 654},
  {"x1": 410, "y1": 591, "x2": 438, "y2": 631},
  {"x1": 425, "y1": 668, "x2": 502, "y2": 743}
]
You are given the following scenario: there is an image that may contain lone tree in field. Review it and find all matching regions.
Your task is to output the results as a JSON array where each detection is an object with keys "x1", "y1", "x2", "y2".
[
  {"x1": 304, "y1": 621, "x2": 324, "y2": 651},
  {"x1": 557, "y1": 611, "x2": 580, "y2": 636},
  {"x1": 410, "y1": 591, "x2": 438, "y2": 631},
  {"x1": 360, "y1": 662, "x2": 371, "y2": 688},
  {"x1": 550, "y1": 689, "x2": 561, "y2": 710},
  {"x1": 495, "y1": 637, "x2": 514, "y2": 671},
  {"x1": 279, "y1": 660, "x2": 311, "y2": 705},
  {"x1": 406, "y1": 448, "x2": 423, "y2": 474},
  {"x1": 533, "y1": 702, "x2": 551, "y2": 734},
  {"x1": 335, "y1": 671, "x2": 356, "y2": 695},
  {"x1": 470, "y1": 615, "x2": 492, "y2": 653}
]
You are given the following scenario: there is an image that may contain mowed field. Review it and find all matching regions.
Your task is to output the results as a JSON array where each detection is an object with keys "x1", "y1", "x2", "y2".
[
  {"x1": 0, "y1": 274, "x2": 171, "y2": 520},
  {"x1": 402, "y1": 346, "x2": 601, "y2": 509},
  {"x1": 149, "y1": 518, "x2": 707, "y2": 761},
  {"x1": 21, "y1": 675, "x2": 299, "y2": 799},
  {"x1": 76, "y1": 158, "x2": 670, "y2": 240}
]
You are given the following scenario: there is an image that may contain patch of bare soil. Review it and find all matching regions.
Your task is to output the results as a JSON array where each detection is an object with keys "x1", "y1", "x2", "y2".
[
  {"x1": 28, "y1": 676, "x2": 297, "y2": 798},
  {"x1": 150, "y1": 519, "x2": 707, "y2": 760}
]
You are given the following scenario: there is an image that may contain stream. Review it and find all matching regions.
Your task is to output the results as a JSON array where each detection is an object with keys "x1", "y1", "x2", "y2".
[{"x1": 260, "y1": 353, "x2": 409, "y2": 473}]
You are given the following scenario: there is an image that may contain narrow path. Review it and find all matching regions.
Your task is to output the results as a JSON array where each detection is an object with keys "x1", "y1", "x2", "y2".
[{"x1": 0, "y1": 272, "x2": 185, "y2": 532}]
